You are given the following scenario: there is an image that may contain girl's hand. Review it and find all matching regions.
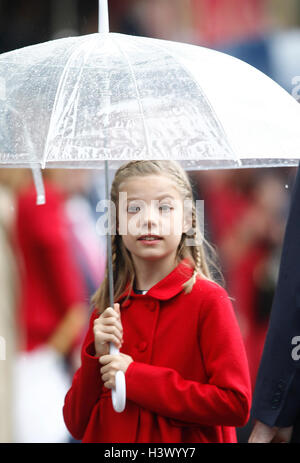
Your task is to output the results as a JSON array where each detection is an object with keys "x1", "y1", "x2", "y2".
[
  {"x1": 99, "y1": 353, "x2": 133, "y2": 389},
  {"x1": 93, "y1": 303, "x2": 123, "y2": 357}
]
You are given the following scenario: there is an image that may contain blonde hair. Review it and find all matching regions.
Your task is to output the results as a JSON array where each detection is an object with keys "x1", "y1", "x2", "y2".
[{"x1": 91, "y1": 160, "x2": 224, "y2": 313}]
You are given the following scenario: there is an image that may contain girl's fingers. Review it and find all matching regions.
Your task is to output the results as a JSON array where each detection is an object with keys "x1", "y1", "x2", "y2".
[
  {"x1": 100, "y1": 357, "x2": 119, "y2": 388},
  {"x1": 101, "y1": 307, "x2": 119, "y2": 319},
  {"x1": 94, "y1": 320, "x2": 123, "y2": 339},
  {"x1": 101, "y1": 370, "x2": 116, "y2": 383},
  {"x1": 104, "y1": 380, "x2": 114, "y2": 389},
  {"x1": 96, "y1": 333, "x2": 121, "y2": 348},
  {"x1": 100, "y1": 363, "x2": 114, "y2": 375},
  {"x1": 114, "y1": 303, "x2": 120, "y2": 315},
  {"x1": 95, "y1": 325, "x2": 123, "y2": 345},
  {"x1": 101, "y1": 372, "x2": 110, "y2": 382},
  {"x1": 100, "y1": 363, "x2": 118, "y2": 376},
  {"x1": 99, "y1": 354, "x2": 117, "y2": 366},
  {"x1": 101, "y1": 317, "x2": 123, "y2": 332},
  {"x1": 107, "y1": 334, "x2": 122, "y2": 348},
  {"x1": 94, "y1": 312, "x2": 123, "y2": 335},
  {"x1": 100, "y1": 366, "x2": 115, "y2": 389},
  {"x1": 101, "y1": 324, "x2": 123, "y2": 340}
]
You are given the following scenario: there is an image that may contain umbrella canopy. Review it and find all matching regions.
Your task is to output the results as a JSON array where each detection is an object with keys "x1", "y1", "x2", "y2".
[{"x1": 1, "y1": 32, "x2": 300, "y2": 173}]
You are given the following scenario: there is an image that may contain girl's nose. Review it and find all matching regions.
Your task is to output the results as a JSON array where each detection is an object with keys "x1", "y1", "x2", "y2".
[{"x1": 141, "y1": 203, "x2": 160, "y2": 228}]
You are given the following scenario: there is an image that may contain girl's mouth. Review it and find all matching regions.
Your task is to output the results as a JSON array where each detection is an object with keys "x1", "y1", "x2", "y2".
[{"x1": 137, "y1": 235, "x2": 163, "y2": 244}]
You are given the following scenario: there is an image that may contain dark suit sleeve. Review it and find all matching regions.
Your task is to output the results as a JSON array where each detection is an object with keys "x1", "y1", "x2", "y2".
[{"x1": 251, "y1": 163, "x2": 300, "y2": 428}]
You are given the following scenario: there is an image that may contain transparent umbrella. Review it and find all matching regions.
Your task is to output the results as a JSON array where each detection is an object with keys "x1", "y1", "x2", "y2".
[
  {"x1": 1, "y1": 22, "x2": 300, "y2": 173},
  {"x1": 1, "y1": 0, "x2": 300, "y2": 413}
]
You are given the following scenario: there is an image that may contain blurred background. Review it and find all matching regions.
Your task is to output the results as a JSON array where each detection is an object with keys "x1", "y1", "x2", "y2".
[{"x1": 0, "y1": 0, "x2": 299, "y2": 443}]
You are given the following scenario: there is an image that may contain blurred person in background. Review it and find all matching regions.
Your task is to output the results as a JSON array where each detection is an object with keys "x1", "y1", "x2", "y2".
[
  {"x1": 191, "y1": 0, "x2": 269, "y2": 46},
  {"x1": 129, "y1": 0, "x2": 195, "y2": 42},
  {"x1": 13, "y1": 168, "x2": 91, "y2": 443},
  {"x1": 64, "y1": 170, "x2": 106, "y2": 304},
  {"x1": 190, "y1": 0, "x2": 300, "y2": 91},
  {"x1": 267, "y1": 0, "x2": 300, "y2": 94},
  {"x1": 249, "y1": 164, "x2": 300, "y2": 443},
  {"x1": 197, "y1": 169, "x2": 289, "y2": 388},
  {"x1": 114, "y1": 0, "x2": 291, "y2": 85},
  {"x1": 0, "y1": 168, "x2": 30, "y2": 443},
  {"x1": 195, "y1": 168, "x2": 290, "y2": 441},
  {"x1": 191, "y1": 0, "x2": 273, "y2": 76},
  {"x1": 124, "y1": 0, "x2": 272, "y2": 75}
]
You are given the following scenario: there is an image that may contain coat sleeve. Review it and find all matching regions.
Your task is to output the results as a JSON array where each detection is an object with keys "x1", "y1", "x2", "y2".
[
  {"x1": 63, "y1": 310, "x2": 103, "y2": 440},
  {"x1": 125, "y1": 286, "x2": 252, "y2": 427}
]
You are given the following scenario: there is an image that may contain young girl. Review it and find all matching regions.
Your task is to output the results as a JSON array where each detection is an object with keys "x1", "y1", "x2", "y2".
[{"x1": 63, "y1": 160, "x2": 251, "y2": 443}]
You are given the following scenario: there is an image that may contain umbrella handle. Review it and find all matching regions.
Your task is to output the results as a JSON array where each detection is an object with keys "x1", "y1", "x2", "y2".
[{"x1": 110, "y1": 343, "x2": 126, "y2": 413}]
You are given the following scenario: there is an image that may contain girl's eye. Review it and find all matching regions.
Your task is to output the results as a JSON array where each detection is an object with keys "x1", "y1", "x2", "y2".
[
  {"x1": 127, "y1": 203, "x2": 173, "y2": 213},
  {"x1": 127, "y1": 205, "x2": 141, "y2": 213},
  {"x1": 159, "y1": 204, "x2": 173, "y2": 212}
]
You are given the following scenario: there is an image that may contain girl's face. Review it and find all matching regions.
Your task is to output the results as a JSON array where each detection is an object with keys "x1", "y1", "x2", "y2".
[{"x1": 117, "y1": 175, "x2": 191, "y2": 263}]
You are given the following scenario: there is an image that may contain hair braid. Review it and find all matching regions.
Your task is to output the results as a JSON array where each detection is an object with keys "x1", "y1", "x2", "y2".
[{"x1": 182, "y1": 203, "x2": 201, "y2": 292}]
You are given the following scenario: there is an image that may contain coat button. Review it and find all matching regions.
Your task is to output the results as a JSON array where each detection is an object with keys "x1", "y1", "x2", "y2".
[
  {"x1": 136, "y1": 341, "x2": 148, "y2": 352},
  {"x1": 145, "y1": 300, "x2": 156, "y2": 311},
  {"x1": 271, "y1": 395, "x2": 281, "y2": 407},
  {"x1": 277, "y1": 380, "x2": 285, "y2": 390},
  {"x1": 122, "y1": 299, "x2": 132, "y2": 308}
]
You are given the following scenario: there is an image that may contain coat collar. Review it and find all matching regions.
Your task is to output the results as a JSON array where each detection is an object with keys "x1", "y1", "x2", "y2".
[{"x1": 115, "y1": 257, "x2": 194, "y2": 303}]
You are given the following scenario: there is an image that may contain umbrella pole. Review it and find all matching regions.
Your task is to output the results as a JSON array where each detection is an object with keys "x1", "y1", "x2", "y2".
[
  {"x1": 98, "y1": 0, "x2": 109, "y2": 34},
  {"x1": 104, "y1": 160, "x2": 114, "y2": 310},
  {"x1": 99, "y1": 0, "x2": 126, "y2": 413}
]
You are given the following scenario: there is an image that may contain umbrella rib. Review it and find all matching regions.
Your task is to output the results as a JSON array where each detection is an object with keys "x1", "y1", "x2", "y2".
[
  {"x1": 110, "y1": 35, "x2": 152, "y2": 159},
  {"x1": 146, "y1": 39, "x2": 241, "y2": 166},
  {"x1": 41, "y1": 37, "x2": 95, "y2": 168}
]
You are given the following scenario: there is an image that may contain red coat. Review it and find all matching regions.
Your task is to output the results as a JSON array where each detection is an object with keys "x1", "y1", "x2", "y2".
[
  {"x1": 15, "y1": 180, "x2": 87, "y2": 351},
  {"x1": 63, "y1": 258, "x2": 251, "y2": 443}
]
